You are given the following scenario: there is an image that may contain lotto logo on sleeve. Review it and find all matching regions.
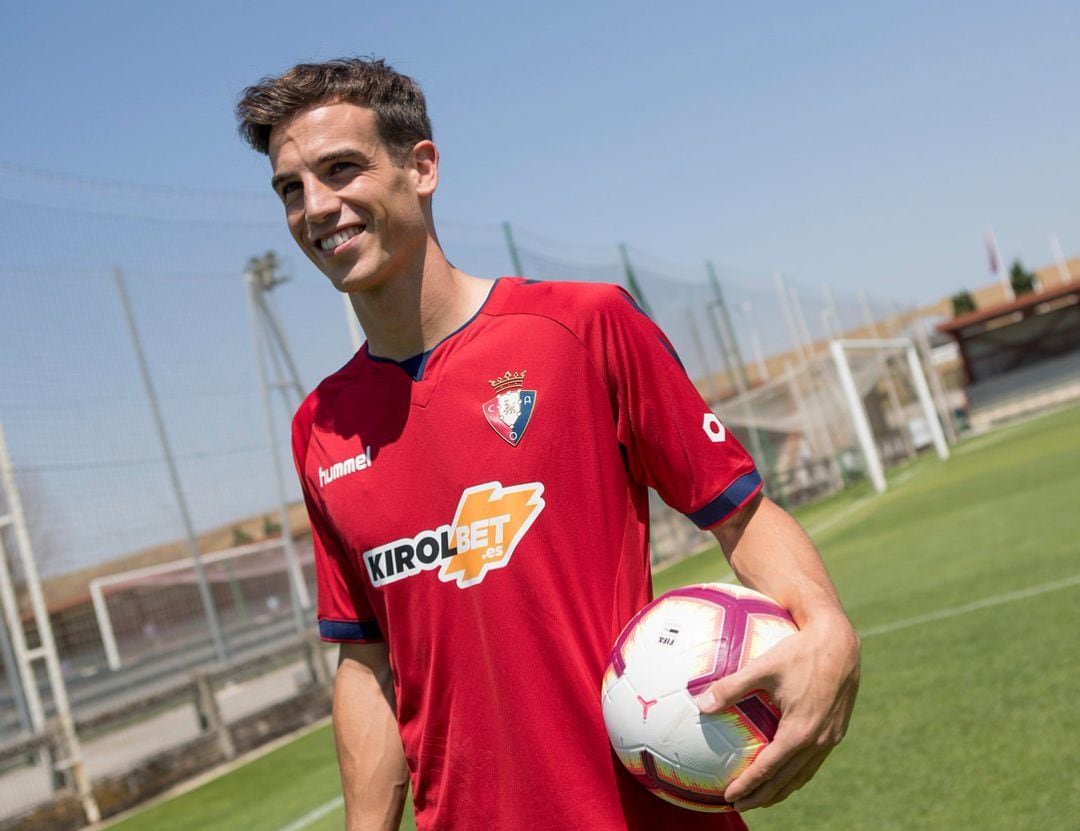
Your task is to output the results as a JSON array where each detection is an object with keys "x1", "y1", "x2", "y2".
[{"x1": 361, "y1": 481, "x2": 545, "y2": 590}]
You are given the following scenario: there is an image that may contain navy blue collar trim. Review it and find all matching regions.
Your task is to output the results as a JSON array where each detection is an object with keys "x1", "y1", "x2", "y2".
[{"x1": 366, "y1": 278, "x2": 502, "y2": 381}]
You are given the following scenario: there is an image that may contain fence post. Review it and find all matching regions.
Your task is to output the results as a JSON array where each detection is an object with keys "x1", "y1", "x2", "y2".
[
  {"x1": 193, "y1": 671, "x2": 235, "y2": 761},
  {"x1": 304, "y1": 633, "x2": 332, "y2": 691}
]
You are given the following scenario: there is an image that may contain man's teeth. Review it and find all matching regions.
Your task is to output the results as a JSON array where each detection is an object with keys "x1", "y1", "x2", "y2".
[{"x1": 319, "y1": 227, "x2": 363, "y2": 251}]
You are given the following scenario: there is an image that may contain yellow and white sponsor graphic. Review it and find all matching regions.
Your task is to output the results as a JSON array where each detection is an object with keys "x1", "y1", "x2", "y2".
[{"x1": 361, "y1": 481, "x2": 545, "y2": 590}]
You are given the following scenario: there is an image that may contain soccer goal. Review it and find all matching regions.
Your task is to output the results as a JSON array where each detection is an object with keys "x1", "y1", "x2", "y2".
[
  {"x1": 828, "y1": 338, "x2": 949, "y2": 492},
  {"x1": 90, "y1": 538, "x2": 316, "y2": 672},
  {"x1": 715, "y1": 337, "x2": 951, "y2": 503}
]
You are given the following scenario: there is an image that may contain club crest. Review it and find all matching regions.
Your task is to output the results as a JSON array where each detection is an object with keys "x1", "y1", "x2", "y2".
[{"x1": 483, "y1": 370, "x2": 537, "y2": 447}]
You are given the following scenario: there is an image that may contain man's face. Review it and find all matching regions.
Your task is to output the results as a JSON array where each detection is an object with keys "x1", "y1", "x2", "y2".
[{"x1": 268, "y1": 102, "x2": 434, "y2": 293}]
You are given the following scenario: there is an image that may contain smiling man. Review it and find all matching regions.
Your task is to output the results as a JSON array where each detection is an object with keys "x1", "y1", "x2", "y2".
[{"x1": 236, "y1": 58, "x2": 859, "y2": 831}]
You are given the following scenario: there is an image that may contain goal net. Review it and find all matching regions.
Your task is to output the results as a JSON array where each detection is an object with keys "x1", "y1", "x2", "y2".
[{"x1": 89, "y1": 538, "x2": 316, "y2": 671}]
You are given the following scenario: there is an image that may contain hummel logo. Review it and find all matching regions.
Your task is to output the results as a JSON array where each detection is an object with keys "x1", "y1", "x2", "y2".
[{"x1": 318, "y1": 447, "x2": 373, "y2": 488}]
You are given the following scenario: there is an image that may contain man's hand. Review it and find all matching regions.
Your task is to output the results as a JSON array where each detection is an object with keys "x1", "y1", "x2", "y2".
[
  {"x1": 705, "y1": 495, "x2": 861, "y2": 811},
  {"x1": 696, "y1": 612, "x2": 860, "y2": 810}
]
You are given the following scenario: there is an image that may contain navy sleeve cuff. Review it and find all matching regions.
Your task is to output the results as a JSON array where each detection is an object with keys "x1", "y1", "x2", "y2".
[
  {"x1": 685, "y1": 470, "x2": 764, "y2": 529},
  {"x1": 319, "y1": 618, "x2": 384, "y2": 643}
]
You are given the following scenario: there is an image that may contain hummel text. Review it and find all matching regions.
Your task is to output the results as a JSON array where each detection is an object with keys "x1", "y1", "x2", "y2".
[{"x1": 318, "y1": 447, "x2": 373, "y2": 488}]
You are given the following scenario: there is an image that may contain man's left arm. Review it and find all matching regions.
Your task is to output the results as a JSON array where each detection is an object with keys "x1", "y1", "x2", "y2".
[{"x1": 697, "y1": 494, "x2": 861, "y2": 812}]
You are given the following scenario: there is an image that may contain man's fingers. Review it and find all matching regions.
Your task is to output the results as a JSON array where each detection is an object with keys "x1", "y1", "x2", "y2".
[
  {"x1": 731, "y1": 748, "x2": 826, "y2": 811},
  {"x1": 721, "y1": 720, "x2": 809, "y2": 803},
  {"x1": 756, "y1": 750, "x2": 829, "y2": 809},
  {"x1": 694, "y1": 659, "x2": 774, "y2": 713}
]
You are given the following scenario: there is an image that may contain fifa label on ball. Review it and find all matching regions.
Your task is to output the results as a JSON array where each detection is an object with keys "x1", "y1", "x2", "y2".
[
  {"x1": 657, "y1": 622, "x2": 681, "y2": 647},
  {"x1": 600, "y1": 583, "x2": 798, "y2": 813}
]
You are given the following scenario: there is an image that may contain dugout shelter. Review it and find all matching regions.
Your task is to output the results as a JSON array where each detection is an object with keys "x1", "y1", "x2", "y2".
[{"x1": 937, "y1": 281, "x2": 1080, "y2": 429}]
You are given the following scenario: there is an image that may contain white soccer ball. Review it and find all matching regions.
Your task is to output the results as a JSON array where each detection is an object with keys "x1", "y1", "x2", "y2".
[{"x1": 601, "y1": 583, "x2": 798, "y2": 812}]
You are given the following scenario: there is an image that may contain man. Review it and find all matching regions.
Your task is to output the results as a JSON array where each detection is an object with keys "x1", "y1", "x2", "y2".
[{"x1": 236, "y1": 58, "x2": 859, "y2": 831}]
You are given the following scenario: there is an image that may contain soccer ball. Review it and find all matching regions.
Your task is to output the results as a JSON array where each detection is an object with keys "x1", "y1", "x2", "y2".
[{"x1": 601, "y1": 583, "x2": 797, "y2": 812}]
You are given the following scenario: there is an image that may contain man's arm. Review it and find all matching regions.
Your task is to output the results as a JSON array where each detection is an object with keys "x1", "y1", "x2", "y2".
[
  {"x1": 697, "y1": 494, "x2": 861, "y2": 811},
  {"x1": 334, "y1": 642, "x2": 409, "y2": 831}
]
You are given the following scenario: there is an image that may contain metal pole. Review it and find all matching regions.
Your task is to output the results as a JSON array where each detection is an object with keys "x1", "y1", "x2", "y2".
[
  {"x1": 0, "y1": 421, "x2": 100, "y2": 823},
  {"x1": 858, "y1": 290, "x2": 915, "y2": 460},
  {"x1": 905, "y1": 344, "x2": 950, "y2": 460},
  {"x1": 706, "y1": 261, "x2": 750, "y2": 392},
  {"x1": 89, "y1": 579, "x2": 122, "y2": 672},
  {"x1": 704, "y1": 264, "x2": 776, "y2": 495},
  {"x1": 830, "y1": 341, "x2": 886, "y2": 493},
  {"x1": 788, "y1": 284, "x2": 817, "y2": 359},
  {"x1": 113, "y1": 267, "x2": 229, "y2": 665},
  {"x1": 0, "y1": 519, "x2": 40, "y2": 732},
  {"x1": 253, "y1": 290, "x2": 305, "y2": 401},
  {"x1": 343, "y1": 293, "x2": 363, "y2": 352},
  {"x1": 246, "y1": 273, "x2": 311, "y2": 630},
  {"x1": 985, "y1": 227, "x2": 1015, "y2": 302},
  {"x1": 737, "y1": 302, "x2": 769, "y2": 382},
  {"x1": 773, "y1": 273, "x2": 807, "y2": 364},
  {"x1": 684, "y1": 309, "x2": 719, "y2": 402},
  {"x1": 911, "y1": 313, "x2": 958, "y2": 445},
  {"x1": 0, "y1": 603, "x2": 32, "y2": 734},
  {"x1": 617, "y1": 244, "x2": 654, "y2": 318},
  {"x1": 502, "y1": 221, "x2": 525, "y2": 277},
  {"x1": 1049, "y1": 233, "x2": 1071, "y2": 284}
]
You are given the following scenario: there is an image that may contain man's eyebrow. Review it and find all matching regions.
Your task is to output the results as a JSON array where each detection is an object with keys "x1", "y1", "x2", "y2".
[{"x1": 270, "y1": 148, "x2": 371, "y2": 192}]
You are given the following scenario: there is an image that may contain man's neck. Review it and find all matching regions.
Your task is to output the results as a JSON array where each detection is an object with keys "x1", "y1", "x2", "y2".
[{"x1": 348, "y1": 244, "x2": 494, "y2": 361}]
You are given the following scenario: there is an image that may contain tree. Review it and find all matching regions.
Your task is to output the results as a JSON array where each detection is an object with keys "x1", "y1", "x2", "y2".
[
  {"x1": 231, "y1": 526, "x2": 253, "y2": 547},
  {"x1": 951, "y1": 290, "x2": 976, "y2": 317},
  {"x1": 1009, "y1": 260, "x2": 1038, "y2": 297}
]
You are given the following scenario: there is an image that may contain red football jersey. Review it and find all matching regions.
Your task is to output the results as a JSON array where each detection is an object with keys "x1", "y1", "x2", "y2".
[{"x1": 293, "y1": 278, "x2": 761, "y2": 831}]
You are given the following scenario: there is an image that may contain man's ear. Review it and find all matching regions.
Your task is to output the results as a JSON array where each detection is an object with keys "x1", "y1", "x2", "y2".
[{"x1": 410, "y1": 140, "x2": 439, "y2": 197}]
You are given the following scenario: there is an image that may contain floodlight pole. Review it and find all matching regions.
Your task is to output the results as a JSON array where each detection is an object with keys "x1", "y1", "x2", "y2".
[
  {"x1": 114, "y1": 268, "x2": 229, "y2": 666},
  {"x1": 245, "y1": 269, "x2": 312, "y2": 630},
  {"x1": 0, "y1": 420, "x2": 100, "y2": 823}
]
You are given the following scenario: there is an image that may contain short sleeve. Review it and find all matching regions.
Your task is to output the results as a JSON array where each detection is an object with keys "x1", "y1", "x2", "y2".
[
  {"x1": 595, "y1": 287, "x2": 762, "y2": 529},
  {"x1": 293, "y1": 397, "x2": 383, "y2": 644}
]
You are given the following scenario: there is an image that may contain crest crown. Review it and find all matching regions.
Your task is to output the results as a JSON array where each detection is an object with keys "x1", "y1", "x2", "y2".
[{"x1": 489, "y1": 370, "x2": 527, "y2": 393}]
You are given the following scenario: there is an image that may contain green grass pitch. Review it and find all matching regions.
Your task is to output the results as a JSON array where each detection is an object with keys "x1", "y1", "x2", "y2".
[{"x1": 104, "y1": 404, "x2": 1080, "y2": 831}]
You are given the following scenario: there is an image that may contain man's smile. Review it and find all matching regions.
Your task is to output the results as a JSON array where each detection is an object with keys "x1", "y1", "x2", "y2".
[{"x1": 314, "y1": 224, "x2": 366, "y2": 255}]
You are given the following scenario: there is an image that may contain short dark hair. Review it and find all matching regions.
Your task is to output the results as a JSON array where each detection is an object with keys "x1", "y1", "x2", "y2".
[{"x1": 235, "y1": 57, "x2": 432, "y2": 163}]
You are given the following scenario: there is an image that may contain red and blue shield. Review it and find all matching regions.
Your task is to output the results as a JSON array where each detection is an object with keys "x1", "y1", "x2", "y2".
[{"x1": 483, "y1": 389, "x2": 537, "y2": 446}]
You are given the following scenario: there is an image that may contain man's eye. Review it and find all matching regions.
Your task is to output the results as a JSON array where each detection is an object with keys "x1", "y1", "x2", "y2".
[
  {"x1": 329, "y1": 162, "x2": 356, "y2": 175},
  {"x1": 280, "y1": 182, "x2": 301, "y2": 199}
]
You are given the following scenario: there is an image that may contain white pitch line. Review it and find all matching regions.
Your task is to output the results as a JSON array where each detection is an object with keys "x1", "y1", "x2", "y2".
[
  {"x1": 803, "y1": 495, "x2": 877, "y2": 538},
  {"x1": 859, "y1": 573, "x2": 1080, "y2": 638},
  {"x1": 275, "y1": 795, "x2": 344, "y2": 831}
]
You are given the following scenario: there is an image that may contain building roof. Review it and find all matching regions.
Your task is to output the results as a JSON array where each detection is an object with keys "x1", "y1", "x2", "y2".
[{"x1": 937, "y1": 281, "x2": 1080, "y2": 336}]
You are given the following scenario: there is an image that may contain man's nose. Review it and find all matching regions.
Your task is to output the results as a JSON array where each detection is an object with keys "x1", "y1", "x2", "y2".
[{"x1": 304, "y1": 178, "x2": 339, "y2": 224}]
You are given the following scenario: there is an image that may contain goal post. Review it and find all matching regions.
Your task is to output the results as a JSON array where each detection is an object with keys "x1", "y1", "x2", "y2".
[
  {"x1": 89, "y1": 537, "x2": 315, "y2": 672},
  {"x1": 830, "y1": 338, "x2": 950, "y2": 493}
]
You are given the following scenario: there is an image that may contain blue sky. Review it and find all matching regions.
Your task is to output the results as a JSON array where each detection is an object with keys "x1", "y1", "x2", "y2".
[
  {"x1": 3, "y1": 1, "x2": 1080, "y2": 574},
  {"x1": 4, "y1": 0, "x2": 1079, "y2": 303}
]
